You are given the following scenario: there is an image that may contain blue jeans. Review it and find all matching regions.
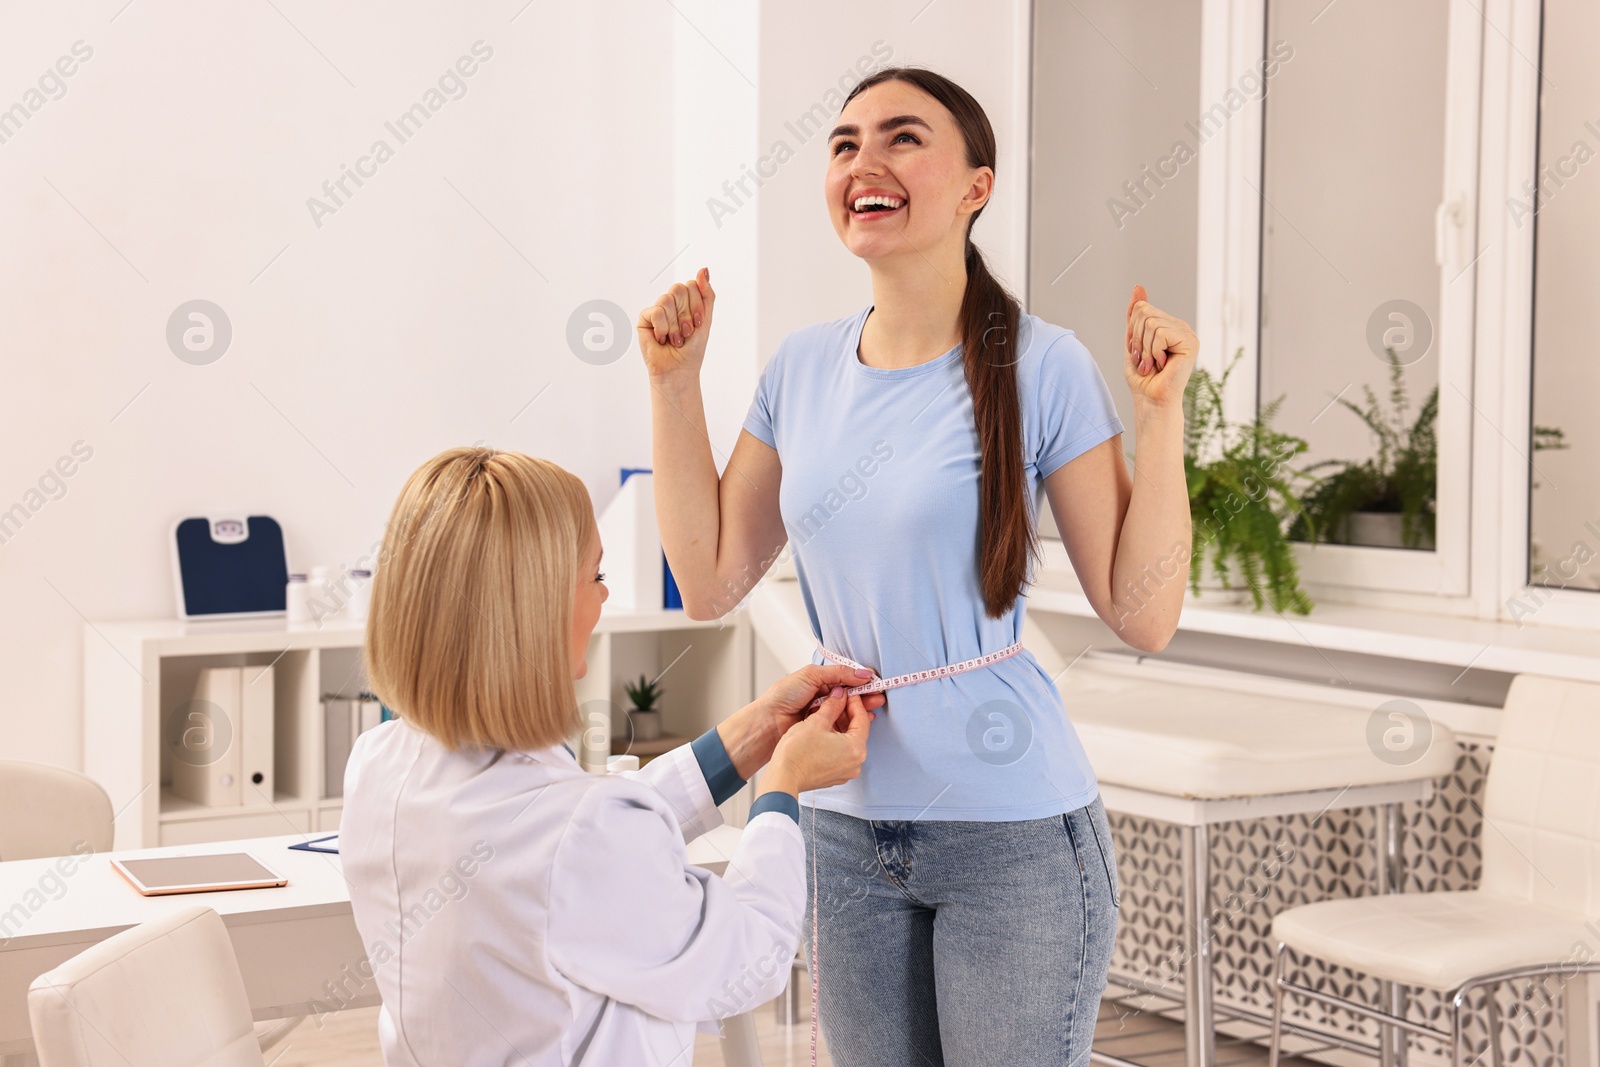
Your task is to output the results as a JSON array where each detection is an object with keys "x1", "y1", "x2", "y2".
[{"x1": 799, "y1": 794, "x2": 1120, "y2": 1067}]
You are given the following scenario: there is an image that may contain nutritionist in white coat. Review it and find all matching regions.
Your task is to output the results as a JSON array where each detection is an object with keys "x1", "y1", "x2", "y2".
[{"x1": 340, "y1": 447, "x2": 883, "y2": 1065}]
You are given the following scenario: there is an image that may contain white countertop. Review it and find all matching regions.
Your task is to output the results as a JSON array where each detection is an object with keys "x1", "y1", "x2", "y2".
[{"x1": 1062, "y1": 661, "x2": 1459, "y2": 798}]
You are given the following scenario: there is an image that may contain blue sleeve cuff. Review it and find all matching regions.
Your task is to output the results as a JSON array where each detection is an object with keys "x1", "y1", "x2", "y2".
[
  {"x1": 690, "y1": 728, "x2": 748, "y2": 807},
  {"x1": 748, "y1": 791, "x2": 800, "y2": 826}
]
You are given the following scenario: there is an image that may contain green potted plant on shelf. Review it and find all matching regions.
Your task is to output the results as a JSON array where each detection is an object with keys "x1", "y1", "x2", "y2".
[
  {"x1": 1287, "y1": 347, "x2": 1437, "y2": 551},
  {"x1": 1529, "y1": 423, "x2": 1571, "y2": 572},
  {"x1": 1532, "y1": 425, "x2": 1570, "y2": 473},
  {"x1": 623, "y1": 673, "x2": 663, "y2": 742},
  {"x1": 1183, "y1": 347, "x2": 1317, "y2": 615}
]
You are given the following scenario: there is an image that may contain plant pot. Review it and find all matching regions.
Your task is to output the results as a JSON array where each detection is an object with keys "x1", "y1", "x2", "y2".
[
  {"x1": 1340, "y1": 511, "x2": 1435, "y2": 551},
  {"x1": 1191, "y1": 582, "x2": 1252, "y2": 606},
  {"x1": 628, "y1": 708, "x2": 662, "y2": 742},
  {"x1": 1190, "y1": 552, "x2": 1252, "y2": 605}
]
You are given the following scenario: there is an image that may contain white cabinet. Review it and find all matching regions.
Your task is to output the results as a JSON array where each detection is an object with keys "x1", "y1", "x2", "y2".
[{"x1": 84, "y1": 611, "x2": 751, "y2": 849}]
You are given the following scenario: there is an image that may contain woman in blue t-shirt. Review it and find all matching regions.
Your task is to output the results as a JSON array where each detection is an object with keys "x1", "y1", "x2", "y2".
[{"x1": 638, "y1": 65, "x2": 1196, "y2": 1066}]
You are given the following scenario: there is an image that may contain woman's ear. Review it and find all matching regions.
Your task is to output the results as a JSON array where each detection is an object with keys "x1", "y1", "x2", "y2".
[{"x1": 960, "y1": 166, "x2": 995, "y2": 218}]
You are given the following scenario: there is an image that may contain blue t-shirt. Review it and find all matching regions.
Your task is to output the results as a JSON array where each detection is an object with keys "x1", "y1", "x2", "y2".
[{"x1": 742, "y1": 304, "x2": 1126, "y2": 821}]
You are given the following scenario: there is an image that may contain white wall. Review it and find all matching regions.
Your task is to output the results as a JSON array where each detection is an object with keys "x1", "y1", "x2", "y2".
[
  {"x1": 0, "y1": 0, "x2": 1031, "y2": 772},
  {"x1": 672, "y1": 1, "x2": 760, "y2": 463},
  {"x1": 0, "y1": 1, "x2": 685, "y2": 768}
]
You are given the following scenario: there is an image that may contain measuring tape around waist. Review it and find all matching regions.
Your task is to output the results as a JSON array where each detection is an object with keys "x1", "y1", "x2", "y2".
[
  {"x1": 801, "y1": 639, "x2": 1025, "y2": 1065},
  {"x1": 802, "y1": 640, "x2": 1025, "y2": 711}
]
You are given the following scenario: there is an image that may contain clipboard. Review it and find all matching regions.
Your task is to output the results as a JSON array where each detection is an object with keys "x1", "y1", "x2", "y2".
[{"x1": 288, "y1": 834, "x2": 339, "y2": 854}]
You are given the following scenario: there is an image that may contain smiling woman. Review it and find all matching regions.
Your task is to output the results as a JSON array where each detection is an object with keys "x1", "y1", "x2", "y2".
[
  {"x1": 822, "y1": 69, "x2": 1039, "y2": 619},
  {"x1": 639, "y1": 63, "x2": 1195, "y2": 1065}
]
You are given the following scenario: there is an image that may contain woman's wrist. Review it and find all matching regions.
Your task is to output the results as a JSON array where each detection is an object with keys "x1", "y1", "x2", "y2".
[
  {"x1": 1132, "y1": 393, "x2": 1183, "y2": 427},
  {"x1": 648, "y1": 367, "x2": 701, "y2": 399},
  {"x1": 715, "y1": 705, "x2": 774, "y2": 781},
  {"x1": 758, "y1": 764, "x2": 801, "y2": 798}
]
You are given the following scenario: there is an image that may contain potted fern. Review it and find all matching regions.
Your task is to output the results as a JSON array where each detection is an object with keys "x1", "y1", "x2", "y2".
[
  {"x1": 1287, "y1": 347, "x2": 1436, "y2": 550},
  {"x1": 1184, "y1": 348, "x2": 1316, "y2": 615},
  {"x1": 1529, "y1": 424, "x2": 1571, "y2": 571},
  {"x1": 623, "y1": 674, "x2": 663, "y2": 742}
]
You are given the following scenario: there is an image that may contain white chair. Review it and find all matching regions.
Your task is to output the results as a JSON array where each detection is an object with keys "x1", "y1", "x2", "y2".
[
  {"x1": 0, "y1": 761, "x2": 112, "y2": 862},
  {"x1": 28, "y1": 906, "x2": 264, "y2": 1067},
  {"x1": 0, "y1": 766, "x2": 296, "y2": 1065},
  {"x1": 1268, "y1": 673, "x2": 1600, "y2": 1067}
]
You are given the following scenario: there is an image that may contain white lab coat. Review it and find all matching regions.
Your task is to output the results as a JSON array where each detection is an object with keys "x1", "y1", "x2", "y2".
[{"x1": 339, "y1": 718, "x2": 806, "y2": 1066}]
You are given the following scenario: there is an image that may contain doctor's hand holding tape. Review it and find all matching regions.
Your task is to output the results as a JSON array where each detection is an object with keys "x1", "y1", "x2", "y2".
[{"x1": 339, "y1": 446, "x2": 882, "y2": 1067}]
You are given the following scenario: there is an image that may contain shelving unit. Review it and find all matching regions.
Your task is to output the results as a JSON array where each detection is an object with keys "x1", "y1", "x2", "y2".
[
  {"x1": 85, "y1": 609, "x2": 750, "y2": 849},
  {"x1": 576, "y1": 616, "x2": 753, "y2": 775},
  {"x1": 612, "y1": 732, "x2": 692, "y2": 765}
]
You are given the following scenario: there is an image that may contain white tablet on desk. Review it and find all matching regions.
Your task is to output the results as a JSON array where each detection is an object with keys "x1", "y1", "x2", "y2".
[{"x1": 111, "y1": 853, "x2": 288, "y2": 896}]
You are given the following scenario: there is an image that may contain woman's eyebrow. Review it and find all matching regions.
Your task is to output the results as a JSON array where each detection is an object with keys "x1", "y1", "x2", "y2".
[{"x1": 828, "y1": 114, "x2": 933, "y2": 140}]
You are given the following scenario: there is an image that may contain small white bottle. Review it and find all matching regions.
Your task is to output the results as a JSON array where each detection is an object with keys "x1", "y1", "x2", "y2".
[
  {"x1": 346, "y1": 568, "x2": 373, "y2": 623},
  {"x1": 286, "y1": 574, "x2": 311, "y2": 623},
  {"x1": 308, "y1": 565, "x2": 343, "y2": 623}
]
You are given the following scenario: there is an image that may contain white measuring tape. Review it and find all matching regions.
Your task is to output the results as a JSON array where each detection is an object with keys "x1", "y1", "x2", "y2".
[
  {"x1": 801, "y1": 640, "x2": 1024, "y2": 1065},
  {"x1": 803, "y1": 641, "x2": 1025, "y2": 710}
]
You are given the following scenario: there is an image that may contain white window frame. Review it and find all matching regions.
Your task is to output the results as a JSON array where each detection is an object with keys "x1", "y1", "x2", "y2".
[
  {"x1": 1198, "y1": 0, "x2": 1493, "y2": 615},
  {"x1": 1484, "y1": 0, "x2": 1600, "y2": 630}
]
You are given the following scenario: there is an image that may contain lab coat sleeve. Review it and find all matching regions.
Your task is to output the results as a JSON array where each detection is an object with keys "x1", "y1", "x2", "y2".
[
  {"x1": 616, "y1": 732, "x2": 729, "y2": 845},
  {"x1": 547, "y1": 778, "x2": 806, "y2": 1024}
]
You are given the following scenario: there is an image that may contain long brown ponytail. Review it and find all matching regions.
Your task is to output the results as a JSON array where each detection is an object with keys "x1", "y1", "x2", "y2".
[{"x1": 841, "y1": 66, "x2": 1035, "y2": 619}]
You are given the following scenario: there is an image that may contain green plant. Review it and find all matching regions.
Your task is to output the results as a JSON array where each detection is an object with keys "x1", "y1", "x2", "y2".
[
  {"x1": 1531, "y1": 424, "x2": 1569, "y2": 490},
  {"x1": 1287, "y1": 347, "x2": 1436, "y2": 549},
  {"x1": 1184, "y1": 347, "x2": 1316, "y2": 614},
  {"x1": 623, "y1": 674, "x2": 661, "y2": 712},
  {"x1": 1528, "y1": 425, "x2": 1572, "y2": 573}
]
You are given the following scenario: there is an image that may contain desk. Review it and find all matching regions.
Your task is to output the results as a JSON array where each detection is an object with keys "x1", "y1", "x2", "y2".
[
  {"x1": 1062, "y1": 658, "x2": 1461, "y2": 1067},
  {"x1": 1091, "y1": 780, "x2": 1436, "y2": 1067},
  {"x1": 0, "y1": 826, "x2": 760, "y2": 1064}
]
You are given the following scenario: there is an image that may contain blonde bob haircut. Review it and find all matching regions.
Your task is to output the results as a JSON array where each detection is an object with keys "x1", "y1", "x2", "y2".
[{"x1": 365, "y1": 446, "x2": 591, "y2": 752}]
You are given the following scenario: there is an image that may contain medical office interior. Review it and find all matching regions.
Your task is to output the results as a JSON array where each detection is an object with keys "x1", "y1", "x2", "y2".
[{"x1": 1, "y1": 0, "x2": 1598, "y2": 1065}]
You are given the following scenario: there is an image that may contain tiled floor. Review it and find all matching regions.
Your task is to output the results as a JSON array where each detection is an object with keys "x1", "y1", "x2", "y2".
[{"x1": 272, "y1": 979, "x2": 1335, "y2": 1067}]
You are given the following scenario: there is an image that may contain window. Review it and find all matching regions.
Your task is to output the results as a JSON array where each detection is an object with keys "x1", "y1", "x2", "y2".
[
  {"x1": 1029, "y1": 0, "x2": 1202, "y2": 540},
  {"x1": 1526, "y1": 0, "x2": 1600, "y2": 597},
  {"x1": 1031, "y1": 0, "x2": 1598, "y2": 629},
  {"x1": 1255, "y1": 0, "x2": 1479, "y2": 597}
]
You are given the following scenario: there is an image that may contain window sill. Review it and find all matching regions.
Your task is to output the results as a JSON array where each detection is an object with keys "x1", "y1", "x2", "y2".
[{"x1": 1027, "y1": 569, "x2": 1600, "y2": 684}]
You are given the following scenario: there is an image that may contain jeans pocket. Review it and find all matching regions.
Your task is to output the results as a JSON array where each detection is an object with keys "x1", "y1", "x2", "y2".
[{"x1": 1087, "y1": 797, "x2": 1121, "y2": 909}]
